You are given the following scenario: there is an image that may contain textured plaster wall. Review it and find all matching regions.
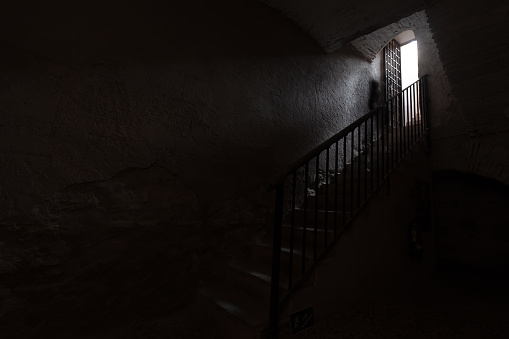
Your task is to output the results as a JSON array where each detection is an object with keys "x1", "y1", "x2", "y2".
[
  {"x1": 262, "y1": 0, "x2": 509, "y2": 185},
  {"x1": 0, "y1": 0, "x2": 380, "y2": 219},
  {"x1": 349, "y1": 11, "x2": 455, "y2": 137},
  {"x1": 0, "y1": 0, "x2": 381, "y2": 336},
  {"x1": 349, "y1": 5, "x2": 509, "y2": 185},
  {"x1": 425, "y1": 0, "x2": 509, "y2": 184}
]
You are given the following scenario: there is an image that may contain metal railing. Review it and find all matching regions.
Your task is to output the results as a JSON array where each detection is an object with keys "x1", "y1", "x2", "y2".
[{"x1": 268, "y1": 75, "x2": 430, "y2": 338}]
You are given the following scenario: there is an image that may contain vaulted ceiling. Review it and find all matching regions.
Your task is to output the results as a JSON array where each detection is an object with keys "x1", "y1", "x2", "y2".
[{"x1": 260, "y1": 0, "x2": 426, "y2": 52}]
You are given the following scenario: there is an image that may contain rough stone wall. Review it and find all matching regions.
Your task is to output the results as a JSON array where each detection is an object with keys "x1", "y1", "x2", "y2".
[
  {"x1": 0, "y1": 0, "x2": 382, "y2": 336},
  {"x1": 260, "y1": 0, "x2": 509, "y2": 185},
  {"x1": 425, "y1": 0, "x2": 509, "y2": 184},
  {"x1": 349, "y1": 12, "x2": 426, "y2": 62},
  {"x1": 348, "y1": 10, "x2": 456, "y2": 136},
  {"x1": 0, "y1": 165, "x2": 270, "y2": 338},
  {"x1": 0, "y1": 0, "x2": 380, "y2": 219}
]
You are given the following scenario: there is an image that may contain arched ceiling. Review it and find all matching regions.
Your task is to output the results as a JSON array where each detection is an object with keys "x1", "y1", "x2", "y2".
[
  {"x1": 350, "y1": 12, "x2": 426, "y2": 62},
  {"x1": 260, "y1": 0, "x2": 426, "y2": 52}
]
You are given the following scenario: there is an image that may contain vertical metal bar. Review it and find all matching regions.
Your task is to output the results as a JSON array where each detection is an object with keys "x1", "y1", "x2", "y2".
[
  {"x1": 384, "y1": 46, "x2": 388, "y2": 101},
  {"x1": 405, "y1": 87, "x2": 410, "y2": 153},
  {"x1": 357, "y1": 125, "x2": 361, "y2": 208},
  {"x1": 391, "y1": 97, "x2": 394, "y2": 171},
  {"x1": 364, "y1": 120, "x2": 368, "y2": 201},
  {"x1": 324, "y1": 147, "x2": 329, "y2": 248},
  {"x1": 342, "y1": 137, "x2": 347, "y2": 228},
  {"x1": 334, "y1": 141, "x2": 339, "y2": 236},
  {"x1": 398, "y1": 93, "x2": 403, "y2": 163},
  {"x1": 413, "y1": 84, "x2": 419, "y2": 143},
  {"x1": 409, "y1": 83, "x2": 413, "y2": 145},
  {"x1": 350, "y1": 130, "x2": 354, "y2": 214},
  {"x1": 419, "y1": 79, "x2": 423, "y2": 138},
  {"x1": 302, "y1": 163, "x2": 308, "y2": 274},
  {"x1": 425, "y1": 76, "x2": 429, "y2": 130},
  {"x1": 288, "y1": 172, "x2": 296, "y2": 290},
  {"x1": 403, "y1": 89, "x2": 406, "y2": 149},
  {"x1": 411, "y1": 84, "x2": 415, "y2": 146},
  {"x1": 393, "y1": 97, "x2": 397, "y2": 163},
  {"x1": 422, "y1": 76, "x2": 429, "y2": 130},
  {"x1": 370, "y1": 115, "x2": 374, "y2": 193},
  {"x1": 420, "y1": 78, "x2": 424, "y2": 135},
  {"x1": 425, "y1": 75, "x2": 431, "y2": 147},
  {"x1": 314, "y1": 155, "x2": 319, "y2": 260},
  {"x1": 412, "y1": 84, "x2": 419, "y2": 143},
  {"x1": 420, "y1": 78, "x2": 423, "y2": 131},
  {"x1": 268, "y1": 183, "x2": 284, "y2": 339},
  {"x1": 376, "y1": 110, "x2": 380, "y2": 187},
  {"x1": 395, "y1": 93, "x2": 401, "y2": 165},
  {"x1": 381, "y1": 105, "x2": 385, "y2": 179}
]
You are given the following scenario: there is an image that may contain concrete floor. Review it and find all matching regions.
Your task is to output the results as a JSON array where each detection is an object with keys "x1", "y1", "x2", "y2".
[{"x1": 284, "y1": 268, "x2": 509, "y2": 339}]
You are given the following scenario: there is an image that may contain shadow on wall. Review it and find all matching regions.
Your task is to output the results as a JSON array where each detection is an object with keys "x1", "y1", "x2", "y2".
[
  {"x1": 0, "y1": 166, "x2": 269, "y2": 338},
  {"x1": 433, "y1": 171, "x2": 509, "y2": 276},
  {"x1": 0, "y1": 0, "x2": 323, "y2": 62},
  {"x1": 0, "y1": 0, "x2": 380, "y2": 218}
]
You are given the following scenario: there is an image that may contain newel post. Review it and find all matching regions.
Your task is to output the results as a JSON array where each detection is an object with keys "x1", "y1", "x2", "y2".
[{"x1": 268, "y1": 182, "x2": 284, "y2": 338}]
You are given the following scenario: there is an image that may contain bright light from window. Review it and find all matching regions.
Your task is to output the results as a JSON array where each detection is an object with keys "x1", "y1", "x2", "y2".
[{"x1": 401, "y1": 41, "x2": 418, "y2": 89}]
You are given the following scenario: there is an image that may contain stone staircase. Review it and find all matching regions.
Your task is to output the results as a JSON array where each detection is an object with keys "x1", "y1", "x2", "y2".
[{"x1": 199, "y1": 120, "x2": 426, "y2": 338}]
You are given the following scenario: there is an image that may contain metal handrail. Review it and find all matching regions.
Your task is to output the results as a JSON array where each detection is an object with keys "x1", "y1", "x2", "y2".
[
  {"x1": 269, "y1": 76, "x2": 428, "y2": 189},
  {"x1": 267, "y1": 75, "x2": 430, "y2": 338}
]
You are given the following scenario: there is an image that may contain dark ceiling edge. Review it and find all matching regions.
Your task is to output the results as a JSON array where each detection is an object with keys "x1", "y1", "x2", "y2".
[
  {"x1": 257, "y1": 0, "x2": 327, "y2": 54},
  {"x1": 323, "y1": 4, "x2": 428, "y2": 53}
]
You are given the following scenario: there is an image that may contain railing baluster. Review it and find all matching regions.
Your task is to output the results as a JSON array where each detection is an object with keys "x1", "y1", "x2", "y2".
[
  {"x1": 325, "y1": 147, "x2": 329, "y2": 248},
  {"x1": 381, "y1": 105, "x2": 385, "y2": 179},
  {"x1": 357, "y1": 125, "x2": 361, "y2": 208},
  {"x1": 370, "y1": 116, "x2": 374, "y2": 193},
  {"x1": 391, "y1": 97, "x2": 394, "y2": 171},
  {"x1": 412, "y1": 84, "x2": 419, "y2": 143},
  {"x1": 397, "y1": 93, "x2": 403, "y2": 163},
  {"x1": 302, "y1": 162, "x2": 309, "y2": 274},
  {"x1": 343, "y1": 137, "x2": 347, "y2": 228},
  {"x1": 334, "y1": 141, "x2": 339, "y2": 236},
  {"x1": 403, "y1": 89, "x2": 410, "y2": 154},
  {"x1": 418, "y1": 80, "x2": 422, "y2": 138},
  {"x1": 288, "y1": 172, "x2": 297, "y2": 290},
  {"x1": 314, "y1": 155, "x2": 320, "y2": 260},
  {"x1": 407, "y1": 87, "x2": 412, "y2": 152},
  {"x1": 364, "y1": 120, "x2": 368, "y2": 201},
  {"x1": 268, "y1": 183, "x2": 283, "y2": 339},
  {"x1": 376, "y1": 111, "x2": 380, "y2": 187},
  {"x1": 421, "y1": 78, "x2": 424, "y2": 135},
  {"x1": 409, "y1": 84, "x2": 413, "y2": 145},
  {"x1": 393, "y1": 97, "x2": 397, "y2": 163},
  {"x1": 350, "y1": 130, "x2": 354, "y2": 214},
  {"x1": 424, "y1": 77, "x2": 429, "y2": 136},
  {"x1": 408, "y1": 86, "x2": 412, "y2": 148}
]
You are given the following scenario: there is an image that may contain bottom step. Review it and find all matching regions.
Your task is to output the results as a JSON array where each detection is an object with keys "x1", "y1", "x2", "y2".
[{"x1": 200, "y1": 284, "x2": 268, "y2": 339}]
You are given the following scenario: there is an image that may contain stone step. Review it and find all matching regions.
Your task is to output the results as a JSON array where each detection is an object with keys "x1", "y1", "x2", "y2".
[
  {"x1": 227, "y1": 260, "x2": 288, "y2": 304},
  {"x1": 305, "y1": 194, "x2": 364, "y2": 212},
  {"x1": 291, "y1": 208, "x2": 351, "y2": 226},
  {"x1": 322, "y1": 180, "x2": 370, "y2": 196},
  {"x1": 305, "y1": 194, "x2": 347, "y2": 209},
  {"x1": 280, "y1": 224, "x2": 337, "y2": 255},
  {"x1": 251, "y1": 241, "x2": 315, "y2": 278},
  {"x1": 200, "y1": 284, "x2": 267, "y2": 339}
]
